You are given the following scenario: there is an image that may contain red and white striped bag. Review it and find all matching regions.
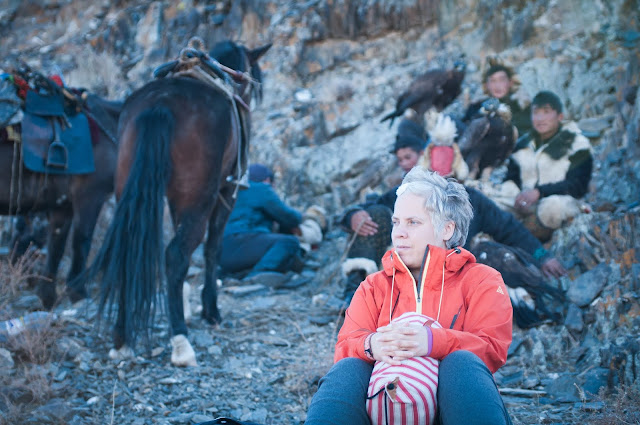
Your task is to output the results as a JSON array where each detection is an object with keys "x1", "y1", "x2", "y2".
[{"x1": 366, "y1": 312, "x2": 442, "y2": 425}]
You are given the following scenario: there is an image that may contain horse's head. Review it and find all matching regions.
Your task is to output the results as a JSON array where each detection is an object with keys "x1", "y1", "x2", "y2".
[
  {"x1": 209, "y1": 41, "x2": 272, "y2": 105},
  {"x1": 83, "y1": 92, "x2": 123, "y2": 138}
]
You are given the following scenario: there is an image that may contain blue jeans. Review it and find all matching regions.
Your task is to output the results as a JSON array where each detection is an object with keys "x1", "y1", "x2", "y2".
[
  {"x1": 306, "y1": 351, "x2": 512, "y2": 425},
  {"x1": 220, "y1": 232, "x2": 301, "y2": 275}
]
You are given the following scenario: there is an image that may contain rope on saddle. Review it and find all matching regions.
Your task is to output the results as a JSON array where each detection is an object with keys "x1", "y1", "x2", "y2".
[{"x1": 159, "y1": 37, "x2": 256, "y2": 200}]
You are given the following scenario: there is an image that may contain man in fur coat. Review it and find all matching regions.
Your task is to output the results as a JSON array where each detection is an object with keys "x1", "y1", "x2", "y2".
[
  {"x1": 505, "y1": 90, "x2": 593, "y2": 241},
  {"x1": 463, "y1": 62, "x2": 532, "y2": 137}
]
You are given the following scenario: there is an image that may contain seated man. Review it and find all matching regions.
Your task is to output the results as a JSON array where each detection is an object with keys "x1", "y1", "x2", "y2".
[
  {"x1": 505, "y1": 90, "x2": 593, "y2": 241},
  {"x1": 219, "y1": 164, "x2": 304, "y2": 278},
  {"x1": 340, "y1": 123, "x2": 566, "y2": 306},
  {"x1": 463, "y1": 62, "x2": 532, "y2": 136}
]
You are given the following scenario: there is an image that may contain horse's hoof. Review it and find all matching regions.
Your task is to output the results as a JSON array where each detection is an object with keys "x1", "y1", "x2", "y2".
[
  {"x1": 67, "y1": 287, "x2": 88, "y2": 304},
  {"x1": 170, "y1": 334, "x2": 197, "y2": 367},
  {"x1": 36, "y1": 283, "x2": 57, "y2": 310},
  {"x1": 109, "y1": 345, "x2": 135, "y2": 361},
  {"x1": 202, "y1": 309, "x2": 222, "y2": 326}
]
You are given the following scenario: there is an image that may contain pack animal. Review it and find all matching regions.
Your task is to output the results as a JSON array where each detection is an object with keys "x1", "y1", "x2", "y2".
[
  {"x1": 79, "y1": 39, "x2": 271, "y2": 366},
  {"x1": 0, "y1": 87, "x2": 122, "y2": 309}
]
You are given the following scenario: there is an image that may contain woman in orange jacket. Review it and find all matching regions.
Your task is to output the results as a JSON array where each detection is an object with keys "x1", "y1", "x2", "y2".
[{"x1": 307, "y1": 167, "x2": 513, "y2": 425}]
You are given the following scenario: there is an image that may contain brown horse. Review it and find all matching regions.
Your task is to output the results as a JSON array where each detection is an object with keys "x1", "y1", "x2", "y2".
[
  {"x1": 81, "y1": 40, "x2": 271, "y2": 366},
  {"x1": 0, "y1": 92, "x2": 122, "y2": 308}
]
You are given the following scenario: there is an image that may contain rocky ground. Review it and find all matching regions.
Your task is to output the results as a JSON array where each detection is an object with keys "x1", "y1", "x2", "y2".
[
  {"x1": 1, "y1": 0, "x2": 640, "y2": 424},
  {"x1": 1, "y1": 210, "x2": 639, "y2": 425}
]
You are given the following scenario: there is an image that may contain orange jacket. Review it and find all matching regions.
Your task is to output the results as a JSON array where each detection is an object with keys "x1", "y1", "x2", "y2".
[{"x1": 335, "y1": 245, "x2": 513, "y2": 373}]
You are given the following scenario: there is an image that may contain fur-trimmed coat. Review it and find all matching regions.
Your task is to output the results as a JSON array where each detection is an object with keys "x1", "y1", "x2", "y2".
[{"x1": 505, "y1": 122, "x2": 593, "y2": 199}]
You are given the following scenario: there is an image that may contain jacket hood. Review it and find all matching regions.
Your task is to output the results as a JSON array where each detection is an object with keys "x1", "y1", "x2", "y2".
[{"x1": 382, "y1": 245, "x2": 476, "y2": 279}]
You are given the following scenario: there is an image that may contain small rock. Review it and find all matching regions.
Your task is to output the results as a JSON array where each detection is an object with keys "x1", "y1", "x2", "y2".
[
  {"x1": 543, "y1": 373, "x2": 580, "y2": 403},
  {"x1": 187, "y1": 266, "x2": 202, "y2": 277},
  {"x1": 567, "y1": 263, "x2": 611, "y2": 307},
  {"x1": 208, "y1": 345, "x2": 223, "y2": 356},
  {"x1": 295, "y1": 89, "x2": 313, "y2": 102},
  {"x1": 224, "y1": 284, "x2": 269, "y2": 297},
  {"x1": 193, "y1": 331, "x2": 214, "y2": 347},
  {"x1": 87, "y1": 396, "x2": 100, "y2": 405},
  {"x1": 564, "y1": 303, "x2": 584, "y2": 333},
  {"x1": 576, "y1": 401, "x2": 605, "y2": 412},
  {"x1": 0, "y1": 348, "x2": 14, "y2": 369}
]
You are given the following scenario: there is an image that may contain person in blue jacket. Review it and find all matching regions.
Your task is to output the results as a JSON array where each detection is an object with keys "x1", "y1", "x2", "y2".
[{"x1": 219, "y1": 164, "x2": 303, "y2": 277}]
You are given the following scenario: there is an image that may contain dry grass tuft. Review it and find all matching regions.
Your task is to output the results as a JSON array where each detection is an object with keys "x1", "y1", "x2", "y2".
[
  {"x1": 0, "y1": 250, "x2": 41, "y2": 319},
  {"x1": 0, "y1": 255, "x2": 61, "y2": 424},
  {"x1": 65, "y1": 47, "x2": 126, "y2": 98},
  {"x1": 590, "y1": 385, "x2": 640, "y2": 424},
  {"x1": 5, "y1": 320, "x2": 61, "y2": 365}
]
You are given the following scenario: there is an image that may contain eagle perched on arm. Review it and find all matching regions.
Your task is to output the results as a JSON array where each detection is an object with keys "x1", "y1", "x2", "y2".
[
  {"x1": 470, "y1": 240, "x2": 566, "y2": 329},
  {"x1": 457, "y1": 98, "x2": 517, "y2": 180},
  {"x1": 380, "y1": 59, "x2": 466, "y2": 127}
]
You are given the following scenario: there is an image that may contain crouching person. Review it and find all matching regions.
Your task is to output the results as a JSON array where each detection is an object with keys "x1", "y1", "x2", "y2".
[
  {"x1": 505, "y1": 90, "x2": 593, "y2": 241},
  {"x1": 306, "y1": 167, "x2": 513, "y2": 425}
]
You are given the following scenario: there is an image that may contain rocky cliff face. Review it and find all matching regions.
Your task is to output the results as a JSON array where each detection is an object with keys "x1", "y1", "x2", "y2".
[{"x1": 1, "y1": 0, "x2": 639, "y2": 423}]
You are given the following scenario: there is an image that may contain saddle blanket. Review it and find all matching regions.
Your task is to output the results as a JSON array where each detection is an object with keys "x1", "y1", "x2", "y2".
[{"x1": 21, "y1": 111, "x2": 95, "y2": 175}]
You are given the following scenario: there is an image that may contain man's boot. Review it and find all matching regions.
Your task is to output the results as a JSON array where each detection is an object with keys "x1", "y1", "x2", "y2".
[{"x1": 521, "y1": 213, "x2": 554, "y2": 243}]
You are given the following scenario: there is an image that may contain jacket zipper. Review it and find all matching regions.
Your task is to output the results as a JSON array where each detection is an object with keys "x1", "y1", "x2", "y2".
[{"x1": 392, "y1": 247, "x2": 431, "y2": 314}]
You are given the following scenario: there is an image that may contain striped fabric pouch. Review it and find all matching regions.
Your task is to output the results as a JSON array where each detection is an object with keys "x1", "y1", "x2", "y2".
[{"x1": 366, "y1": 312, "x2": 442, "y2": 425}]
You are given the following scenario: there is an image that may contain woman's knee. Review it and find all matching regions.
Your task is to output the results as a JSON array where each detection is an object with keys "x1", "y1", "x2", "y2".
[
  {"x1": 321, "y1": 357, "x2": 373, "y2": 389},
  {"x1": 440, "y1": 350, "x2": 483, "y2": 371}
]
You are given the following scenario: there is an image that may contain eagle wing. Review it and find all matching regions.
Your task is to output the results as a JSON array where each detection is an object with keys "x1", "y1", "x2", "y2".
[{"x1": 470, "y1": 240, "x2": 565, "y2": 328}]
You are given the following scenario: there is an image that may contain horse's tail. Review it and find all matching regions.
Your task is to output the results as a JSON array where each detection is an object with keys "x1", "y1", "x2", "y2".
[{"x1": 87, "y1": 106, "x2": 174, "y2": 348}]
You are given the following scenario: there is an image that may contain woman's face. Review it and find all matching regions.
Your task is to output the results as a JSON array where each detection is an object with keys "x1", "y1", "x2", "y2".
[
  {"x1": 395, "y1": 147, "x2": 422, "y2": 173},
  {"x1": 392, "y1": 192, "x2": 449, "y2": 272},
  {"x1": 486, "y1": 71, "x2": 512, "y2": 99}
]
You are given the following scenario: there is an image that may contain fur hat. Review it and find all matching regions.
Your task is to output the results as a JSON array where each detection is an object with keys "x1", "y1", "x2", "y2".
[{"x1": 482, "y1": 56, "x2": 521, "y2": 95}]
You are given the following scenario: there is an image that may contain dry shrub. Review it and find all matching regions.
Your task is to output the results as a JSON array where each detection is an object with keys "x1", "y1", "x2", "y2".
[
  {"x1": 590, "y1": 385, "x2": 640, "y2": 424},
  {"x1": 0, "y1": 251, "x2": 42, "y2": 319},
  {"x1": 5, "y1": 319, "x2": 61, "y2": 365},
  {"x1": 65, "y1": 47, "x2": 125, "y2": 98},
  {"x1": 0, "y1": 364, "x2": 55, "y2": 425},
  {"x1": 0, "y1": 254, "x2": 60, "y2": 424}
]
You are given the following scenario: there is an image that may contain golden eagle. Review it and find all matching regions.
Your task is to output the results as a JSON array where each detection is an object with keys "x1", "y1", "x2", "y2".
[
  {"x1": 457, "y1": 98, "x2": 517, "y2": 180},
  {"x1": 470, "y1": 239, "x2": 565, "y2": 329},
  {"x1": 380, "y1": 60, "x2": 466, "y2": 127}
]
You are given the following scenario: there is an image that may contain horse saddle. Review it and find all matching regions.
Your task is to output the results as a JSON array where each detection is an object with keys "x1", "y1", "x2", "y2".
[{"x1": 21, "y1": 91, "x2": 95, "y2": 175}]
